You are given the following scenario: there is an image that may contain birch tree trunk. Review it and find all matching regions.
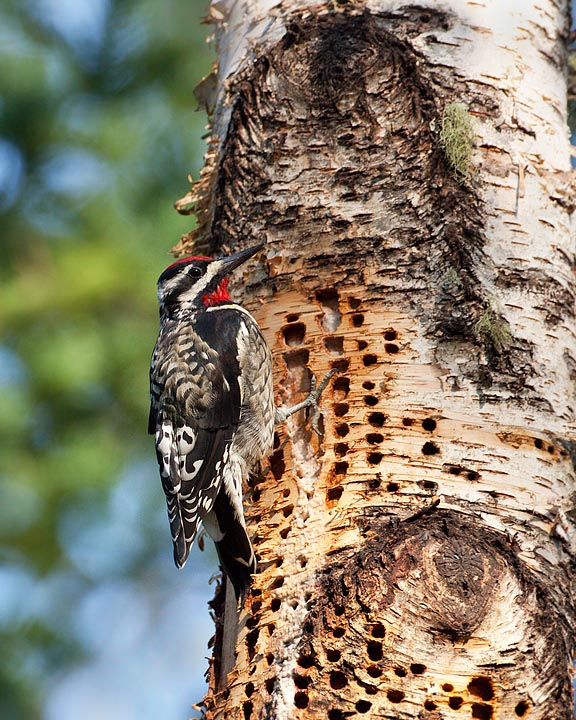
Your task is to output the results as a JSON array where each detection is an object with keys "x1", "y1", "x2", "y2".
[{"x1": 176, "y1": 1, "x2": 576, "y2": 718}]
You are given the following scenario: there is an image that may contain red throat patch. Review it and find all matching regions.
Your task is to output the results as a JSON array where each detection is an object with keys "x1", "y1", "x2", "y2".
[{"x1": 202, "y1": 278, "x2": 231, "y2": 307}]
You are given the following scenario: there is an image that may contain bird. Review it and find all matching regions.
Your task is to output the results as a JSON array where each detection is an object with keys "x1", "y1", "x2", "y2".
[{"x1": 149, "y1": 244, "x2": 333, "y2": 598}]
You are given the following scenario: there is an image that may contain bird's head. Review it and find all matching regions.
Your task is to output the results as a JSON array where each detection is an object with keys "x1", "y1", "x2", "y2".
[{"x1": 157, "y1": 244, "x2": 263, "y2": 318}]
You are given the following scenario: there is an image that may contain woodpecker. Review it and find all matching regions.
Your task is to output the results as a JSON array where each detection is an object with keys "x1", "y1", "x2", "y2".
[{"x1": 149, "y1": 244, "x2": 332, "y2": 599}]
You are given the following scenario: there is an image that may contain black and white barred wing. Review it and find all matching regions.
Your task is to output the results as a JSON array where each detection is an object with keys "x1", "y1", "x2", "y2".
[{"x1": 149, "y1": 325, "x2": 240, "y2": 568}]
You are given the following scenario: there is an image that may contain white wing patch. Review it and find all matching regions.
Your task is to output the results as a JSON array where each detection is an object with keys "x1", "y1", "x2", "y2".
[{"x1": 156, "y1": 420, "x2": 180, "y2": 491}]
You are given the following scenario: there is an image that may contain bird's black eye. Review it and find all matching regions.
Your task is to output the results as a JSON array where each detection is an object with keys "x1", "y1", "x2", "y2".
[{"x1": 188, "y1": 266, "x2": 203, "y2": 279}]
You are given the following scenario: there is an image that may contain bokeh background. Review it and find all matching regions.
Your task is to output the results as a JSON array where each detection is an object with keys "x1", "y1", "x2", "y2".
[
  {"x1": 2, "y1": 2, "x2": 576, "y2": 719},
  {"x1": 0, "y1": 1, "x2": 216, "y2": 718}
]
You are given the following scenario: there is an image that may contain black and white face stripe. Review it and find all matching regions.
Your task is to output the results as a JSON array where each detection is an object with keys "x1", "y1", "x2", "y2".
[
  {"x1": 156, "y1": 245, "x2": 264, "y2": 310},
  {"x1": 157, "y1": 258, "x2": 217, "y2": 307}
]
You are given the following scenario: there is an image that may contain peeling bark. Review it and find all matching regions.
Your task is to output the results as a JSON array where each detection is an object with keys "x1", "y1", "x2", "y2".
[{"x1": 177, "y1": 1, "x2": 576, "y2": 718}]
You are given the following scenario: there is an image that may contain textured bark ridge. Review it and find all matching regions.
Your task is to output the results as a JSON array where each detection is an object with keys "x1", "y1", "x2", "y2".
[{"x1": 178, "y1": 5, "x2": 576, "y2": 719}]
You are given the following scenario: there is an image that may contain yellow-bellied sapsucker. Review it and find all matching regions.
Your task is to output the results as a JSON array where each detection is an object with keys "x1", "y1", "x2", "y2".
[{"x1": 149, "y1": 244, "x2": 332, "y2": 598}]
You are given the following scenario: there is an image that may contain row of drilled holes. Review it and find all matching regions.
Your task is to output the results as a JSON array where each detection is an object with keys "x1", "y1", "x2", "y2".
[
  {"x1": 288, "y1": 660, "x2": 530, "y2": 719},
  {"x1": 282, "y1": 309, "x2": 398, "y2": 347},
  {"x1": 283, "y1": 314, "x2": 560, "y2": 470},
  {"x1": 243, "y1": 665, "x2": 526, "y2": 716},
  {"x1": 245, "y1": 695, "x2": 528, "y2": 719}
]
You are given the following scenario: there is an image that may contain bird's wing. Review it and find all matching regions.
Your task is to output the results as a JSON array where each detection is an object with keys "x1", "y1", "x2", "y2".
[{"x1": 150, "y1": 318, "x2": 242, "y2": 568}]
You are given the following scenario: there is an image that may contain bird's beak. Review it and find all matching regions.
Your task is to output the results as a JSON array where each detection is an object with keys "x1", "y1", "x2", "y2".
[{"x1": 212, "y1": 244, "x2": 264, "y2": 277}]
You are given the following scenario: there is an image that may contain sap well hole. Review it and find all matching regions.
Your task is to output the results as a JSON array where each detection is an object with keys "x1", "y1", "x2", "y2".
[
  {"x1": 422, "y1": 441, "x2": 440, "y2": 455},
  {"x1": 334, "y1": 402, "x2": 349, "y2": 417},
  {"x1": 468, "y1": 677, "x2": 494, "y2": 701},
  {"x1": 420, "y1": 480, "x2": 437, "y2": 492},
  {"x1": 334, "y1": 442, "x2": 348, "y2": 457},
  {"x1": 355, "y1": 700, "x2": 371, "y2": 713},
  {"x1": 363, "y1": 380, "x2": 375, "y2": 390},
  {"x1": 422, "y1": 418, "x2": 437, "y2": 431},
  {"x1": 333, "y1": 376, "x2": 350, "y2": 398},
  {"x1": 328, "y1": 710, "x2": 344, "y2": 720},
  {"x1": 315, "y1": 288, "x2": 340, "y2": 310},
  {"x1": 367, "y1": 641, "x2": 383, "y2": 661},
  {"x1": 387, "y1": 690, "x2": 405, "y2": 703},
  {"x1": 329, "y1": 671, "x2": 347, "y2": 690},
  {"x1": 293, "y1": 674, "x2": 310, "y2": 689},
  {"x1": 327, "y1": 486, "x2": 344, "y2": 502},
  {"x1": 471, "y1": 704, "x2": 493, "y2": 719},
  {"x1": 371, "y1": 623, "x2": 385, "y2": 638},
  {"x1": 368, "y1": 411, "x2": 385, "y2": 427},
  {"x1": 283, "y1": 323, "x2": 306, "y2": 346},
  {"x1": 352, "y1": 314, "x2": 365, "y2": 327},
  {"x1": 284, "y1": 348, "x2": 309, "y2": 370},
  {"x1": 324, "y1": 336, "x2": 344, "y2": 354},
  {"x1": 331, "y1": 358, "x2": 350, "y2": 373},
  {"x1": 383, "y1": 329, "x2": 397, "y2": 340},
  {"x1": 294, "y1": 691, "x2": 309, "y2": 709},
  {"x1": 270, "y1": 449, "x2": 285, "y2": 481}
]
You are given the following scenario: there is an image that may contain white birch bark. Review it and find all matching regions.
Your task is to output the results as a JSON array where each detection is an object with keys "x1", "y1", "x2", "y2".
[{"x1": 177, "y1": 1, "x2": 576, "y2": 718}]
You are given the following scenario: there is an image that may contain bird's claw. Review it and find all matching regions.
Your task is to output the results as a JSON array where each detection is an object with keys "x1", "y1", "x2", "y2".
[{"x1": 307, "y1": 368, "x2": 338, "y2": 436}]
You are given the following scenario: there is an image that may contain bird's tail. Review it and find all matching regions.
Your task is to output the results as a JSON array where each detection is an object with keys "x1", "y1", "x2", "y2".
[{"x1": 203, "y1": 488, "x2": 257, "y2": 600}]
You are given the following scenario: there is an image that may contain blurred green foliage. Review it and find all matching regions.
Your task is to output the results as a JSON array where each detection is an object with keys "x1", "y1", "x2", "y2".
[{"x1": 0, "y1": 0, "x2": 213, "y2": 717}]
